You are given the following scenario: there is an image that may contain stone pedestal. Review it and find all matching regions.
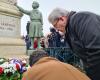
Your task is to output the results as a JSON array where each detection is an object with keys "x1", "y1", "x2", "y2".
[{"x1": 0, "y1": 0, "x2": 27, "y2": 59}]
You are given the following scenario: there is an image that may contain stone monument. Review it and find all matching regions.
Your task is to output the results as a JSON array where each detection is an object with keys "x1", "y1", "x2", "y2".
[{"x1": 0, "y1": 0, "x2": 27, "y2": 59}]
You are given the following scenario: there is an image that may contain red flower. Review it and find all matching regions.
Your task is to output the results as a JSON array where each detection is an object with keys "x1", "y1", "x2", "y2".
[
  {"x1": 0, "y1": 67, "x2": 4, "y2": 75},
  {"x1": 22, "y1": 60, "x2": 26, "y2": 66},
  {"x1": 15, "y1": 63, "x2": 21, "y2": 70}
]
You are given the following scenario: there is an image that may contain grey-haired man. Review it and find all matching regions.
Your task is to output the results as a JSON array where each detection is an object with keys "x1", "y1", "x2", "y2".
[{"x1": 48, "y1": 8, "x2": 100, "y2": 80}]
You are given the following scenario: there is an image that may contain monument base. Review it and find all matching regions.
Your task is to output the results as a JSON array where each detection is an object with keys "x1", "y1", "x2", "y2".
[
  {"x1": 0, "y1": 0, "x2": 28, "y2": 60},
  {"x1": 0, "y1": 37, "x2": 28, "y2": 59}
]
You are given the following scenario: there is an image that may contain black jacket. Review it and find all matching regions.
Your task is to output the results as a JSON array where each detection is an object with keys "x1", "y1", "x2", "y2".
[
  {"x1": 65, "y1": 11, "x2": 100, "y2": 67},
  {"x1": 26, "y1": 22, "x2": 30, "y2": 34}
]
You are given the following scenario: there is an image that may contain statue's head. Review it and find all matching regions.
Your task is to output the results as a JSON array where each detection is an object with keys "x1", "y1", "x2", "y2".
[{"x1": 32, "y1": 1, "x2": 39, "y2": 9}]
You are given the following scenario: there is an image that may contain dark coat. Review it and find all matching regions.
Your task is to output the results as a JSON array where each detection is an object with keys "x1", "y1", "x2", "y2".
[
  {"x1": 48, "y1": 31, "x2": 61, "y2": 47},
  {"x1": 65, "y1": 11, "x2": 100, "y2": 67},
  {"x1": 26, "y1": 22, "x2": 30, "y2": 34}
]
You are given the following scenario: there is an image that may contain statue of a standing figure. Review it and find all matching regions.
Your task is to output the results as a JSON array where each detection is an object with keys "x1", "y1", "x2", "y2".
[{"x1": 15, "y1": 1, "x2": 43, "y2": 49}]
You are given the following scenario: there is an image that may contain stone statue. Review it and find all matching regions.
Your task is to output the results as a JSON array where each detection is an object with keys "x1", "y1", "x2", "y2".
[{"x1": 15, "y1": 1, "x2": 43, "y2": 49}]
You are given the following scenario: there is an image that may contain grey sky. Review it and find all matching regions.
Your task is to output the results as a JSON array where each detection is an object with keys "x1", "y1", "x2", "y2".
[{"x1": 17, "y1": 0, "x2": 100, "y2": 36}]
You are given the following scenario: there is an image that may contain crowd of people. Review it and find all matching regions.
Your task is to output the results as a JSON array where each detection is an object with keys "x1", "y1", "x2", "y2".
[
  {"x1": 24, "y1": 25, "x2": 70, "y2": 49},
  {"x1": 18, "y1": 1, "x2": 100, "y2": 80},
  {"x1": 24, "y1": 8, "x2": 100, "y2": 80}
]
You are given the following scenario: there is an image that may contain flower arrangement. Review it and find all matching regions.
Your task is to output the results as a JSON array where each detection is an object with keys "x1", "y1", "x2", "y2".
[{"x1": 0, "y1": 58, "x2": 30, "y2": 80}]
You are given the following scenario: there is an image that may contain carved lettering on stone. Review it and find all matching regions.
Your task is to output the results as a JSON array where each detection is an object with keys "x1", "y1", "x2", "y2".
[{"x1": 0, "y1": 14, "x2": 20, "y2": 37}]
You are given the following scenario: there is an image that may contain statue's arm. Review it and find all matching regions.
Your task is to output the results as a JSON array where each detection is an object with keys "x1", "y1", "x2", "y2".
[{"x1": 16, "y1": 5, "x2": 30, "y2": 15}]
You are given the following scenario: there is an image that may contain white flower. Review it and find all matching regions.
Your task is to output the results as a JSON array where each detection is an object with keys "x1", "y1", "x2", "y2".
[
  {"x1": 1, "y1": 63, "x2": 17, "y2": 74},
  {"x1": 22, "y1": 60, "x2": 26, "y2": 64},
  {"x1": 0, "y1": 58, "x2": 29, "y2": 75},
  {"x1": 0, "y1": 59, "x2": 4, "y2": 62}
]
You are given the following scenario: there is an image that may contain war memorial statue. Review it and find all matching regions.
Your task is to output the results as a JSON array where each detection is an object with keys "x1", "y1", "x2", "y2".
[{"x1": 15, "y1": 1, "x2": 43, "y2": 49}]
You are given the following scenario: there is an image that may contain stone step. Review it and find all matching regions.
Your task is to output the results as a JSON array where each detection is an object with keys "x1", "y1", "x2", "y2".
[{"x1": 2, "y1": 55, "x2": 29, "y2": 59}]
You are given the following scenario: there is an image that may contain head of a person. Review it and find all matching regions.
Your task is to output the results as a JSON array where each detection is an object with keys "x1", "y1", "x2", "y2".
[
  {"x1": 50, "y1": 27, "x2": 56, "y2": 33},
  {"x1": 27, "y1": 21, "x2": 30, "y2": 23},
  {"x1": 32, "y1": 1, "x2": 39, "y2": 9},
  {"x1": 29, "y1": 49, "x2": 48, "y2": 67},
  {"x1": 48, "y1": 8, "x2": 70, "y2": 33}
]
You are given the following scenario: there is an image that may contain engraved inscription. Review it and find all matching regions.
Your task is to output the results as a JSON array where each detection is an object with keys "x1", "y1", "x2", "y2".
[{"x1": 0, "y1": 14, "x2": 20, "y2": 37}]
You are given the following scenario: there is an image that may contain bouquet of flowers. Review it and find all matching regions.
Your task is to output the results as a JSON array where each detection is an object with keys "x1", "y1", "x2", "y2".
[{"x1": 0, "y1": 58, "x2": 30, "y2": 80}]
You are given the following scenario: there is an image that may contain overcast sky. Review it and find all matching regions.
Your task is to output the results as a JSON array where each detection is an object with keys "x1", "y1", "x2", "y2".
[{"x1": 17, "y1": 0, "x2": 100, "y2": 36}]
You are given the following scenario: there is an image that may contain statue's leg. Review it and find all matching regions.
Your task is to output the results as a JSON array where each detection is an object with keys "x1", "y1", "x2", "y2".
[
  {"x1": 37, "y1": 38, "x2": 41, "y2": 48},
  {"x1": 30, "y1": 37, "x2": 34, "y2": 49}
]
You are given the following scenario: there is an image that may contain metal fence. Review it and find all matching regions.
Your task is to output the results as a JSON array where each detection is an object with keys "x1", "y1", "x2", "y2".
[{"x1": 44, "y1": 48, "x2": 84, "y2": 70}]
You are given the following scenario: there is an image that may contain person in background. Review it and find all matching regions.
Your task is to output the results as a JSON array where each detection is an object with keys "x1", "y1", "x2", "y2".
[
  {"x1": 60, "y1": 33, "x2": 70, "y2": 47},
  {"x1": 48, "y1": 27, "x2": 61, "y2": 47},
  {"x1": 33, "y1": 38, "x2": 38, "y2": 49},
  {"x1": 22, "y1": 49, "x2": 90, "y2": 80},
  {"x1": 40, "y1": 37, "x2": 45, "y2": 48},
  {"x1": 48, "y1": 8, "x2": 100, "y2": 80},
  {"x1": 26, "y1": 21, "x2": 30, "y2": 35},
  {"x1": 25, "y1": 35, "x2": 31, "y2": 50},
  {"x1": 43, "y1": 33, "x2": 51, "y2": 48}
]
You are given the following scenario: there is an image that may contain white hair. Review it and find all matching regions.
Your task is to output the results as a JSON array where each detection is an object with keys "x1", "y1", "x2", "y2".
[{"x1": 48, "y1": 8, "x2": 70, "y2": 24}]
